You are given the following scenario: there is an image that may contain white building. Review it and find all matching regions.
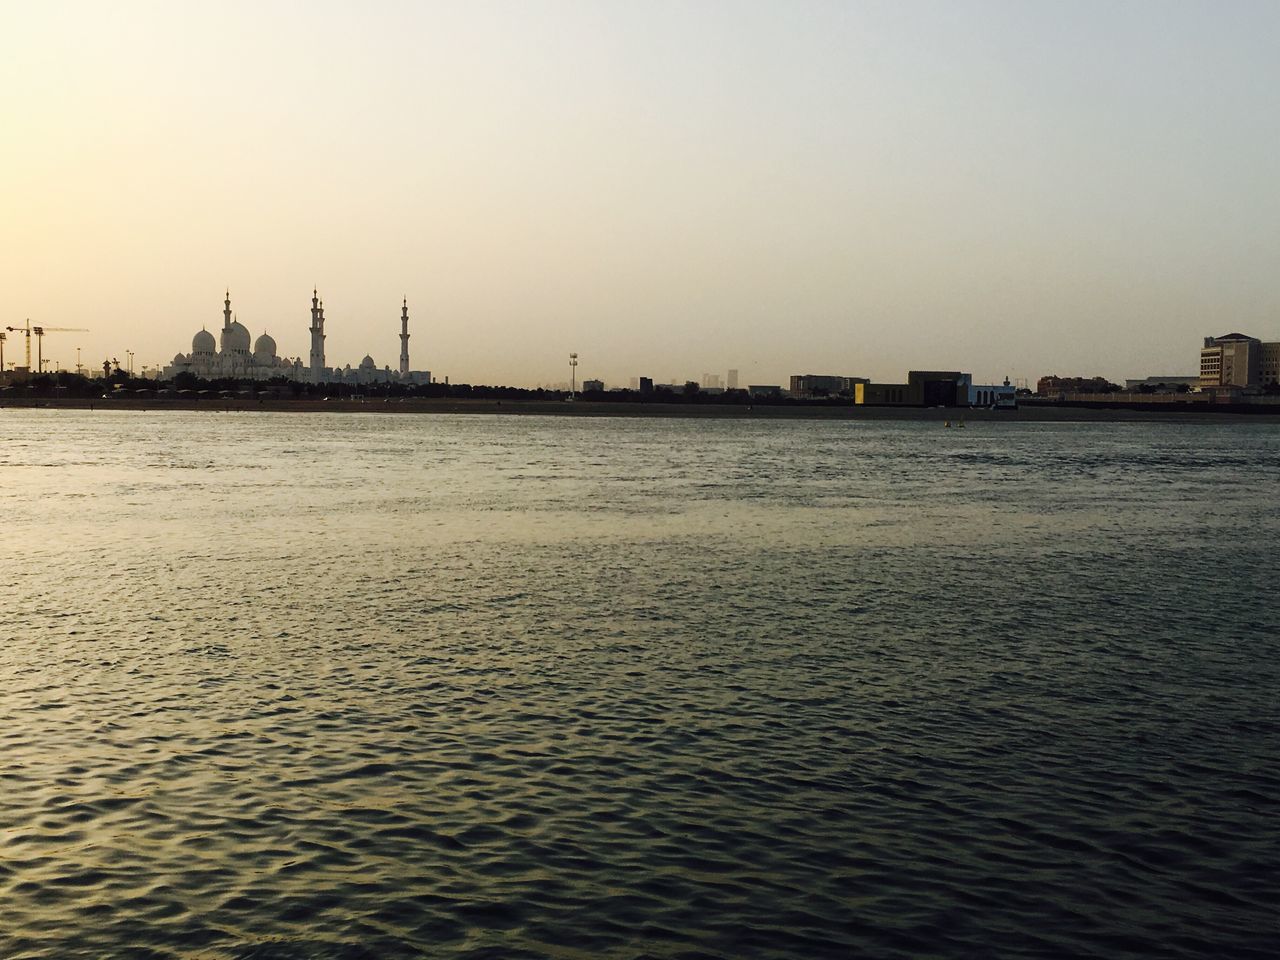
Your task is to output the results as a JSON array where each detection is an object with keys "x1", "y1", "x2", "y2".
[
  {"x1": 164, "y1": 291, "x2": 431, "y2": 385},
  {"x1": 968, "y1": 378, "x2": 1017, "y2": 408},
  {"x1": 163, "y1": 291, "x2": 305, "y2": 381}
]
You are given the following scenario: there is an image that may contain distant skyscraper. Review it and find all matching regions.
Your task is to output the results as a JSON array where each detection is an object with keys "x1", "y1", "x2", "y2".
[
  {"x1": 399, "y1": 298, "x2": 410, "y2": 375},
  {"x1": 728, "y1": 368, "x2": 739, "y2": 389},
  {"x1": 309, "y1": 289, "x2": 326, "y2": 382}
]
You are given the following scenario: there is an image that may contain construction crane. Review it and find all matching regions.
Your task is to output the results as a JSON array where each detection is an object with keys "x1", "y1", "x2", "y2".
[{"x1": 4, "y1": 320, "x2": 90, "y2": 374}]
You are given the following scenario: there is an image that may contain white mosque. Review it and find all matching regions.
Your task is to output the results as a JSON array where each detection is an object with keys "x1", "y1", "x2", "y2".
[{"x1": 163, "y1": 291, "x2": 431, "y2": 385}]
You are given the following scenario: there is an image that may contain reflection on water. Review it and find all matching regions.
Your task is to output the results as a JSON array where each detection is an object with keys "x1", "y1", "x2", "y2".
[{"x1": 2, "y1": 411, "x2": 1277, "y2": 959}]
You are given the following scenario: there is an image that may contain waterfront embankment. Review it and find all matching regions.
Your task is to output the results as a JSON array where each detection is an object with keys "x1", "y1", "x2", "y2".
[{"x1": 5, "y1": 395, "x2": 1280, "y2": 422}]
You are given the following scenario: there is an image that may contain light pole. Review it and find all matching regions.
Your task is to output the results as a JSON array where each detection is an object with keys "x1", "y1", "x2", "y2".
[
  {"x1": 76, "y1": 347, "x2": 82, "y2": 376},
  {"x1": 126, "y1": 350, "x2": 134, "y2": 376},
  {"x1": 568, "y1": 352, "x2": 578, "y2": 400}
]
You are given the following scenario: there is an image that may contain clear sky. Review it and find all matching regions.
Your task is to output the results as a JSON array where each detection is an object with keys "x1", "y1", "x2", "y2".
[{"x1": 3, "y1": 0, "x2": 1277, "y2": 387}]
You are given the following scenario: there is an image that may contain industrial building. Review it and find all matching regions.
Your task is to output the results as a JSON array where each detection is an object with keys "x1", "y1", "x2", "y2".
[
  {"x1": 855, "y1": 371, "x2": 972, "y2": 406},
  {"x1": 850, "y1": 371, "x2": 1015, "y2": 408},
  {"x1": 854, "y1": 383, "x2": 909, "y2": 404}
]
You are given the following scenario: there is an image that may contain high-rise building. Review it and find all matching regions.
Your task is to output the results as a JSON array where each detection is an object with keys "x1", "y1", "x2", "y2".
[
  {"x1": 1199, "y1": 333, "x2": 1280, "y2": 389},
  {"x1": 727, "y1": 369, "x2": 739, "y2": 389}
]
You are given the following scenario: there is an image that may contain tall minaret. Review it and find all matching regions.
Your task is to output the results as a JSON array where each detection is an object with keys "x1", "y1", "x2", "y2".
[
  {"x1": 399, "y1": 298, "x2": 410, "y2": 375},
  {"x1": 309, "y1": 288, "x2": 326, "y2": 382},
  {"x1": 220, "y1": 289, "x2": 234, "y2": 356}
]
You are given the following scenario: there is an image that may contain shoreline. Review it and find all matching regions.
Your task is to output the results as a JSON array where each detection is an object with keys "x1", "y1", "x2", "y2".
[{"x1": 4, "y1": 397, "x2": 1280, "y2": 422}]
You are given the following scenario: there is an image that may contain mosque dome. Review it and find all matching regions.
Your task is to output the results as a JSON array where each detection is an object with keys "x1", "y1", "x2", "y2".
[
  {"x1": 172, "y1": 352, "x2": 187, "y2": 364},
  {"x1": 254, "y1": 332, "x2": 277, "y2": 358},
  {"x1": 359, "y1": 354, "x2": 376, "y2": 370},
  {"x1": 192, "y1": 329, "x2": 216, "y2": 354},
  {"x1": 222, "y1": 320, "x2": 251, "y2": 354}
]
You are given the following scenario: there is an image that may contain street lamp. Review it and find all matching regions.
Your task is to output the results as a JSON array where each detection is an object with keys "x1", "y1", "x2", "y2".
[
  {"x1": 126, "y1": 350, "x2": 134, "y2": 376},
  {"x1": 568, "y1": 352, "x2": 578, "y2": 400}
]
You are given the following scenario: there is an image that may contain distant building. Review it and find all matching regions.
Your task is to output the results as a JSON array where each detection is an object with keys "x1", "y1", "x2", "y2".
[
  {"x1": 1124, "y1": 376, "x2": 1199, "y2": 392},
  {"x1": 638, "y1": 377, "x2": 653, "y2": 394},
  {"x1": 907, "y1": 371, "x2": 971, "y2": 406},
  {"x1": 727, "y1": 369, "x2": 739, "y2": 389},
  {"x1": 855, "y1": 383, "x2": 909, "y2": 404},
  {"x1": 747, "y1": 384, "x2": 782, "y2": 398},
  {"x1": 582, "y1": 379, "x2": 604, "y2": 392},
  {"x1": 968, "y1": 378, "x2": 1017, "y2": 407},
  {"x1": 164, "y1": 290, "x2": 305, "y2": 382},
  {"x1": 165, "y1": 291, "x2": 431, "y2": 385},
  {"x1": 1199, "y1": 333, "x2": 1280, "y2": 390},
  {"x1": 1036, "y1": 375, "x2": 1121, "y2": 397},
  {"x1": 788, "y1": 374, "x2": 869, "y2": 397},
  {"x1": 398, "y1": 298, "x2": 411, "y2": 375},
  {"x1": 855, "y1": 371, "x2": 973, "y2": 407}
]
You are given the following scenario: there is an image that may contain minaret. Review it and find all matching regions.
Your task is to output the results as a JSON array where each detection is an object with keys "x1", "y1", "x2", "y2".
[
  {"x1": 309, "y1": 288, "x2": 326, "y2": 382},
  {"x1": 399, "y1": 298, "x2": 410, "y2": 375},
  {"x1": 219, "y1": 289, "x2": 234, "y2": 358}
]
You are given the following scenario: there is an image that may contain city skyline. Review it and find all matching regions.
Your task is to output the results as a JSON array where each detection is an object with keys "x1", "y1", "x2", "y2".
[
  {"x1": 4, "y1": 1, "x2": 1278, "y2": 387},
  {"x1": 8, "y1": 284, "x2": 1272, "y2": 391}
]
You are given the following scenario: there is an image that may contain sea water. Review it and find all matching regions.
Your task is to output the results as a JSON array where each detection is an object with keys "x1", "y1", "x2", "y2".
[{"x1": 1, "y1": 410, "x2": 1276, "y2": 959}]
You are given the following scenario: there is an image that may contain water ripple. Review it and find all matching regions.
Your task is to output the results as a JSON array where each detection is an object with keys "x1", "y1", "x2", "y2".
[{"x1": 1, "y1": 412, "x2": 1277, "y2": 959}]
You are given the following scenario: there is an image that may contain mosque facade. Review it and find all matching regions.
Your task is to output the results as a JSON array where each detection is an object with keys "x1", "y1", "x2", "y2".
[{"x1": 164, "y1": 291, "x2": 431, "y2": 385}]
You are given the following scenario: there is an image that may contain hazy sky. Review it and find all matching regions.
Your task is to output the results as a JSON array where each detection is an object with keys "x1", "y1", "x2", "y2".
[{"x1": 3, "y1": 0, "x2": 1278, "y2": 386}]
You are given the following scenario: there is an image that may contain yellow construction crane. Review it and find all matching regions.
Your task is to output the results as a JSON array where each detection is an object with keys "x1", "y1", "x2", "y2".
[{"x1": 5, "y1": 320, "x2": 90, "y2": 373}]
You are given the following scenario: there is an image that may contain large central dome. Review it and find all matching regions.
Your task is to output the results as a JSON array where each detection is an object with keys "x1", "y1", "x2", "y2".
[
  {"x1": 254, "y1": 332, "x2": 277, "y2": 358},
  {"x1": 221, "y1": 320, "x2": 251, "y2": 354},
  {"x1": 192, "y1": 329, "x2": 215, "y2": 354}
]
